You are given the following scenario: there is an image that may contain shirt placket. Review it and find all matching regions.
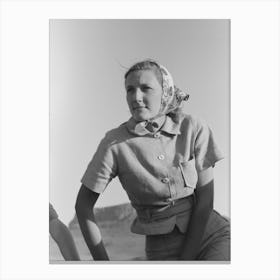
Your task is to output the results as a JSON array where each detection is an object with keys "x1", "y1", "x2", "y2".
[{"x1": 155, "y1": 132, "x2": 177, "y2": 205}]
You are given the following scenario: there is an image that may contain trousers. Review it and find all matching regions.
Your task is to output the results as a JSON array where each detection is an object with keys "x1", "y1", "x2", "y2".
[{"x1": 145, "y1": 209, "x2": 230, "y2": 261}]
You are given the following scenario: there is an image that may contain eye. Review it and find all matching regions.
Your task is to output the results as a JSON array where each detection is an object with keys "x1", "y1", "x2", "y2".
[
  {"x1": 142, "y1": 86, "x2": 152, "y2": 92},
  {"x1": 126, "y1": 87, "x2": 134, "y2": 94}
]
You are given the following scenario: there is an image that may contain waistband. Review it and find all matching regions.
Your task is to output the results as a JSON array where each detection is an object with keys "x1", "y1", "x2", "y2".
[{"x1": 133, "y1": 195, "x2": 194, "y2": 223}]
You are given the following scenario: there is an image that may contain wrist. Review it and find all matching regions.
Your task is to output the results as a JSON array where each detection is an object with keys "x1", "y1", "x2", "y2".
[{"x1": 91, "y1": 241, "x2": 109, "y2": 261}]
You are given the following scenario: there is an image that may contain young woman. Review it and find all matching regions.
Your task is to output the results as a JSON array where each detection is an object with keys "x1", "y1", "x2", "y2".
[{"x1": 75, "y1": 60, "x2": 230, "y2": 261}]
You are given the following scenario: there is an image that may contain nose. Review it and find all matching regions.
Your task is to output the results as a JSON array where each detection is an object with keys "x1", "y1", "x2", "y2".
[{"x1": 134, "y1": 88, "x2": 143, "y2": 102}]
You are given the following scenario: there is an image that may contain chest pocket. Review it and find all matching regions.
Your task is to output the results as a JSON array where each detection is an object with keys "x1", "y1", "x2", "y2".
[{"x1": 179, "y1": 158, "x2": 198, "y2": 189}]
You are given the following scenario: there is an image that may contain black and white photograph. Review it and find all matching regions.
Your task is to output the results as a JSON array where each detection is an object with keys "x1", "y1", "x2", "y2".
[
  {"x1": 49, "y1": 19, "x2": 230, "y2": 262},
  {"x1": 1, "y1": 0, "x2": 280, "y2": 279}
]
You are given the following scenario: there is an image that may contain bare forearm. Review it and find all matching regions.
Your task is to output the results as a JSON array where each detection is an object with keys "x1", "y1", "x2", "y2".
[
  {"x1": 50, "y1": 219, "x2": 80, "y2": 261},
  {"x1": 76, "y1": 213, "x2": 109, "y2": 260},
  {"x1": 75, "y1": 185, "x2": 109, "y2": 260},
  {"x1": 180, "y1": 180, "x2": 213, "y2": 260}
]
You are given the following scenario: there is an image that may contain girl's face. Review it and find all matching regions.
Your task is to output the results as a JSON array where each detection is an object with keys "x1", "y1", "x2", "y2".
[{"x1": 125, "y1": 70, "x2": 162, "y2": 122}]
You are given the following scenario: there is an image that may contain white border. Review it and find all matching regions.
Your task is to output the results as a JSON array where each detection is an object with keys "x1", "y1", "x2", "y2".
[{"x1": 1, "y1": 0, "x2": 279, "y2": 280}]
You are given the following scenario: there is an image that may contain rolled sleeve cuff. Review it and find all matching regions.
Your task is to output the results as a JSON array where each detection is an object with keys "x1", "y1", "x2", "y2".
[
  {"x1": 80, "y1": 175, "x2": 107, "y2": 194},
  {"x1": 196, "y1": 153, "x2": 224, "y2": 172}
]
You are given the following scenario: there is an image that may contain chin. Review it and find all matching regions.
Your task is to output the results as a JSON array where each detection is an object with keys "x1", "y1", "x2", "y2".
[{"x1": 133, "y1": 114, "x2": 149, "y2": 122}]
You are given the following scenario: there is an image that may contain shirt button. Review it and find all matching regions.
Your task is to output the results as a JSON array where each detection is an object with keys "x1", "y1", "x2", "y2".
[
  {"x1": 161, "y1": 177, "x2": 170, "y2": 184},
  {"x1": 166, "y1": 198, "x2": 175, "y2": 205},
  {"x1": 158, "y1": 154, "x2": 165, "y2": 160},
  {"x1": 154, "y1": 133, "x2": 160, "y2": 138}
]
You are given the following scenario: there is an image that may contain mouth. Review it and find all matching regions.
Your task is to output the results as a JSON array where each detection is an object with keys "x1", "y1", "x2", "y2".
[{"x1": 133, "y1": 106, "x2": 146, "y2": 110}]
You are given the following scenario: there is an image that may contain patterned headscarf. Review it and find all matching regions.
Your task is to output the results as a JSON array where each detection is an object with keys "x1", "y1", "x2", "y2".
[{"x1": 157, "y1": 64, "x2": 189, "y2": 118}]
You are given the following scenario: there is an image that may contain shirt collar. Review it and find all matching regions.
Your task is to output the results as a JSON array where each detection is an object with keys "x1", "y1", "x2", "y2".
[
  {"x1": 126, "y1": 118, "x2": 142, "y2": 136},
  {"x1": 160, "y1": 115, "x2": 181, "y2": 135},
  {"x1": 126, "y1": 115, "x2": 181, "y2": 136}
]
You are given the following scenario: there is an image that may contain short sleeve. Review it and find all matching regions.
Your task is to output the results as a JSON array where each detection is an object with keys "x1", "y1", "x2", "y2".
[
  {"x1": 81, "y1": 135, "x2": 118, "y2": 193},
  {"x1": 194, "y1": 119, "x2": 224, "y2": 172}
]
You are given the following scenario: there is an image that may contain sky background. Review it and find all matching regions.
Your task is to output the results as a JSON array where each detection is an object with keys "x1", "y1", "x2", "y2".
[{"x1": 50, "y1": 19, "x2": 230, "y2": 224}]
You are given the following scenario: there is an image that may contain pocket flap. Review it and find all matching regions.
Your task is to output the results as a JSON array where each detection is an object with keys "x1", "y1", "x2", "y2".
[{"x1": 179, "y1": 158, "x2": 198, "y2": 188}]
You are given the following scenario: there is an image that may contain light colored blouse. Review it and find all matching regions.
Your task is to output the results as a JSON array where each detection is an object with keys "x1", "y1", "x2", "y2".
[{"x1": 81, "y1": 114, "x2": 223, "y2": 235}]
